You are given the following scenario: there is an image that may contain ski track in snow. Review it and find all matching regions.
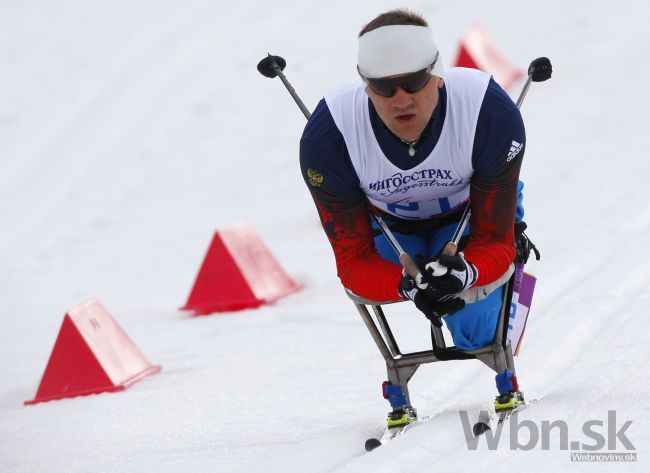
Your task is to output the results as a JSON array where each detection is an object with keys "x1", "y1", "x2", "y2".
[{"x1": 1, "y1": 1, "x2": 649, "y2": 472}]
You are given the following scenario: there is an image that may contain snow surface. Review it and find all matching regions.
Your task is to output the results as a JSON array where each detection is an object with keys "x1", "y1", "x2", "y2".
[{"x1": 1, "y1": 0, "x2": 650, "y2": 472}]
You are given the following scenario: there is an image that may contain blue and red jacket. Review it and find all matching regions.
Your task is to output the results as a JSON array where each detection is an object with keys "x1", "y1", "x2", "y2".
[{"x1": 300, "y1": 77, "x2": 525, "y2": 301}]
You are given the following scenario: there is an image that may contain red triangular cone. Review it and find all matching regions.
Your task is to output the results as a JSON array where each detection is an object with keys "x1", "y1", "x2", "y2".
[
  {"x1": 455, "y1": 43, "x2": 480, "y2": 70},
  {"x1": 181, "y1": 223, "x2": 302, "y2": 315},
  {"x1": 25, "y1": 299, "x2": 161, "y2": 405},
  {"x1": 454, "y1": 25, "x2": 524, "y2": 91}
]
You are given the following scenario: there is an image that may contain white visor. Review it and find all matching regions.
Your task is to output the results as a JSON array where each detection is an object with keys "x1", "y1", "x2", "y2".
[{"x1": 357, "y1": 25, "x2": 443, "y2": 79}]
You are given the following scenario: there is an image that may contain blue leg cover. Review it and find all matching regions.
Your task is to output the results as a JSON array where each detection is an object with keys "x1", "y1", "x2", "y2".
[
  {"x1": 383, "y1": 383, "x2": 408, "y2": 408},
  {"x1": 495, "y1": 369, "x2": 517, "y2": 394}
]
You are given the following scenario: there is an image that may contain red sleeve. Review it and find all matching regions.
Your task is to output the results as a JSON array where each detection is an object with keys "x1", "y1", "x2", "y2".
[
  {"x1": 299, "y1": 109, "x2": 403, "y2": 302},
  {"x1": 463, "y1": 158, "x2": 522, "y2": 286},
  {"x1": 314, "y1": 199, "x2": 403, "y2": 302}
]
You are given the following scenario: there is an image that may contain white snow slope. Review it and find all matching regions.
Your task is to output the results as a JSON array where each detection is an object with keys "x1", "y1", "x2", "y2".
[{"x1": 1, "y1": 1, "x2": 649, "y2": 472}]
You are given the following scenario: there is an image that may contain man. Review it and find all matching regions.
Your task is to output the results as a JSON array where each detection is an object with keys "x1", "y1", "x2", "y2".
[{"x1": 300, "y1": 9, "x2": 525, "y2": 423}]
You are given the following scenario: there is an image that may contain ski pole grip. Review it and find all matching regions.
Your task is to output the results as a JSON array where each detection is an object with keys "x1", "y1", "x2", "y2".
[
  {"x1": 399, "y1": 253, "x2": 420, "y2": 279},
  {"x1": 400, "y1": 242, "x2": 457, "y2": 279},
  {"x1": 421, "y1": 241, "x2": 458, "y2": 278},
  {"x1": 441, "y1": 241, "x2": 458, "y2": 256}
]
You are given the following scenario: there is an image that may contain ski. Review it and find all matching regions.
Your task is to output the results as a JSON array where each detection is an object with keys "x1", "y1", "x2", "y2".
[
  {"x1": 472, "y1": 395, "x2": 535, "y2": 436},
  {"x1": 365, "y1": 415, "x2": 431, "y2": 451}
]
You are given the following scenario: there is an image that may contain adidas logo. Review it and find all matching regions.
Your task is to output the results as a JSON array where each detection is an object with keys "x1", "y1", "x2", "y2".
[{"x1": 507, "y1": 140, "x2": 523, "y2": 162}]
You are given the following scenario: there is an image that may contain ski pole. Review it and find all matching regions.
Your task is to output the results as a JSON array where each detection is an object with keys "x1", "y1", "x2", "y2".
[
  {"x1": 257, "y1": 54, "x2": 312, "y2": 120},
  {"x1": 425, "y1": 57, "x2": 553, "y2": 276},
  {"x1": 370, "y1": 212, "x2": 421, "y2": 278},
  {"x1": 441, "y1": 58, "x2": 552, "y2": 250},
  {"x1": 517, "y1": 57, "x2": 552, "y2": 108}
]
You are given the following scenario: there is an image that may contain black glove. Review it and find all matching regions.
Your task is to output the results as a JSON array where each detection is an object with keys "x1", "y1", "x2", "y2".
[
  {"x1": 399, "y1": 272, "x2": 465, "y2": 326},
  {"x1": 416, "y1": 252, "x2": 477, "y2": 300}
]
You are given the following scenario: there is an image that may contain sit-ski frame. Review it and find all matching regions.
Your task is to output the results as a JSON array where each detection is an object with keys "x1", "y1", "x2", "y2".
[{"x1": 346, "y1": 274, "x2": 517, "y2": 411}]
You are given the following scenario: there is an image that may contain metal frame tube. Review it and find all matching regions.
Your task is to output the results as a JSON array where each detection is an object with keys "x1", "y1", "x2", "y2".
[{"x1": 353, "y1": 275, "x2": 516, "y2": 372}]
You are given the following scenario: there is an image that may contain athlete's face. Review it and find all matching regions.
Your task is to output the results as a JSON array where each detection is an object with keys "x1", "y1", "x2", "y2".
[{"x1": 366, "y1": 75, "x2": 443, "y2": 143}]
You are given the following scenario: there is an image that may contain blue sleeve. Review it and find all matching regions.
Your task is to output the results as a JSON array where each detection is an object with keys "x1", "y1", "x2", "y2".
[
  {"x1": 299, "y1": 99, "x2": 363, "y2": 208},
  {"x1": 463, "y1": 78, "x2": 526, "y2": 285},
  {"x1": 472, "y1": 78, "x2": 526, "y2": 177}
]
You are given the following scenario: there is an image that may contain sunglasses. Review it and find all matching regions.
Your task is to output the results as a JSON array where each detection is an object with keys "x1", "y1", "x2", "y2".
[{"x1": 359, "y1": 53, "x2": 439, "y2": 98}]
